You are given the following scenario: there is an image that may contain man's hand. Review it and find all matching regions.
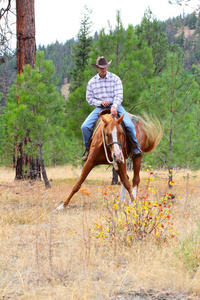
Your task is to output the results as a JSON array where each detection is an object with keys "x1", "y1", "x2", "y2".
[
  {"x1": 101, "y1": 100, "x2": 110, "y2": 107},
  {"x1": 111, "y1": 106, "x2": 117, "y2": 118}
]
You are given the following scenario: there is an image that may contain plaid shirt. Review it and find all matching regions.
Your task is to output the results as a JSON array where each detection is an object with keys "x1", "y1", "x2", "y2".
[{"x1": 86, "y1": 71, "x2": 123, "y2": 109}]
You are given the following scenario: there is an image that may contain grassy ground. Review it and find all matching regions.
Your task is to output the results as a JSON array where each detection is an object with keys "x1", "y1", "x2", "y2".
[{"x1": 0, "y1": 166, "x2": 200, "y2": 300}]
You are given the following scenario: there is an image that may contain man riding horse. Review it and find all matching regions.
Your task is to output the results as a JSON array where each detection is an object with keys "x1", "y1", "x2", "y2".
[
  {"x1": 56, "y1": 59, "x2": 162, "y2": 210},
  {"x1": 81, "y1": 56, "x2": 142, "y2": 161}
]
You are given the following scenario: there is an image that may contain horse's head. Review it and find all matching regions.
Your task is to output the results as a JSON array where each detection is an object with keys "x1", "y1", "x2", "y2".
[{"x1": 101, "y1": 114, "x2": 125, "y2": 163}]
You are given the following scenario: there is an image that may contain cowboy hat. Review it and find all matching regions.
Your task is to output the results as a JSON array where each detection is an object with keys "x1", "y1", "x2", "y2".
[{"x1": 91, "y1": 56, "x2": 112, "y2": 68}]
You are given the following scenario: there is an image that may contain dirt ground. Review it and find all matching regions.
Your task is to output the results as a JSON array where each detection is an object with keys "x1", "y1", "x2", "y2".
[{"x1": 0, "y1": 166, "x2": 200, "y2": 299}]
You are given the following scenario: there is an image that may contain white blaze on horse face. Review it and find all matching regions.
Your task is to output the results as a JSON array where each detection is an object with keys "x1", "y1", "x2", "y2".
[{"x1": 112, "y1": 126, "x2": 124, "y2": 162}]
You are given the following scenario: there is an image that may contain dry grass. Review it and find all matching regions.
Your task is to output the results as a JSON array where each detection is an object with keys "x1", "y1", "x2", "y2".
[{"x1": 0, "y1": 166, "x2": 200, "y2": 299}]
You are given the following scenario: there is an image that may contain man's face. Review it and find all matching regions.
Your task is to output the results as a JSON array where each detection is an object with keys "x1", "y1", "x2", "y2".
[{"x1": 97, "y1": 66, "x2": 108, "y2": 78}]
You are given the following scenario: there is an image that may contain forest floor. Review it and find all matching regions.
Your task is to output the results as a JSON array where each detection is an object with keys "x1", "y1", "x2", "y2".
[
  {"x1": 0, "y1": 166, "x2": 200, "y2": 299},
  {"x1": 61, "y1": 79, "x2": 70, "y2": 100}
]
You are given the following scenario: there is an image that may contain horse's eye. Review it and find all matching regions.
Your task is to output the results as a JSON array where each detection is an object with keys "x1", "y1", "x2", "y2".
[{"x1": 106, "y1": 133, "x2": 109, "y2": 137}]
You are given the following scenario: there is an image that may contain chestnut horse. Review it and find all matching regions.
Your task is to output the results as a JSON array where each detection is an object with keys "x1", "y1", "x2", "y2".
[{"x1": 57, "y1": 113, "x2": 162, "y2": 210}]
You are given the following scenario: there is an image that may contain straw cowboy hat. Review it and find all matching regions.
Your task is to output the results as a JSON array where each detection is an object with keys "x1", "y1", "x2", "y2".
[{"x1": 91, "y1": 56, "x2": 112, "y2": 68}]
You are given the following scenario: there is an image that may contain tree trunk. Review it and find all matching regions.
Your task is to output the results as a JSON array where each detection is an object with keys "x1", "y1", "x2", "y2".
[
  {"x1": 168, "y1": 167, "x2": 173, "y2": 189},
  {"x1": 1, "y1": 55, "x2": 9, "y2": 107},
  {"x1": 168, "y1": 126, "x2": 173, "y2": 189},
  {"x1": 111, "y1": 167, "x2": 119, "y2": 185},
  {"x1": 15, "y1": 0, "x2": 40, "y2": 180},
  {"x1": 16, "y1": 0, "x2": 36, "y2": 73},
  {"x1": 39, "y1": 144, "x2": 51, "y2": 188}
]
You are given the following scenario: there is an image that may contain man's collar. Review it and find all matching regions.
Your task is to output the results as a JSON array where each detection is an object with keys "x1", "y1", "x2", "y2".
[{"x1": 97, "y1": 71, "x2": 110, "y2": 79}]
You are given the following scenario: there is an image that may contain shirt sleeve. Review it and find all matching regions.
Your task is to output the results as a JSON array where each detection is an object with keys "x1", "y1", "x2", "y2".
[
  {"x1": 112, "y1": 77, "x2": 123, "y2": 110},
  {"x1": 86, "y1": 81, "x2": 102, "y2": 107}
]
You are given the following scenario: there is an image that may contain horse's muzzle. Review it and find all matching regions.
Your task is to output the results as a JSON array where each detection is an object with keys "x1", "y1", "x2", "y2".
[{"x1": 112, "y1": 151, "x2": 124, "y2": 163}]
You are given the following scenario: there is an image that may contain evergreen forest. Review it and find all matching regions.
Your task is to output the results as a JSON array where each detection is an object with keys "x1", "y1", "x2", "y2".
[{"x1": 0, "y1": 9, "x2": 200, "y2": 175}]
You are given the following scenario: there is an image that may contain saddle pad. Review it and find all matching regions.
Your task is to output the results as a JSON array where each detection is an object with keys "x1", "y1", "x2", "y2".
[{"x1": 131, "y1": 114, "x2": 139, "y2": 124}]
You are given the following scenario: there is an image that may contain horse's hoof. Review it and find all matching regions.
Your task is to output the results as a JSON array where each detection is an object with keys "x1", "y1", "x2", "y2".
[{"x1": 56, "y1": 203, "x2": 65, "y2": 210}]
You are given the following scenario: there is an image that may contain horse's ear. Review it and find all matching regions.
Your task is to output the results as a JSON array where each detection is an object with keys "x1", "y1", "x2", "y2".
[
  {"x1": 117, "y1": 114, "x2": 124, "y2": 125},
  {"x1": 101, "y1": 115, "x2": 109, "y2": 126}
]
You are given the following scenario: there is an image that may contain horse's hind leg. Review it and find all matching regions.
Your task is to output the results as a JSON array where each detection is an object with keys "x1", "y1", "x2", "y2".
[
  {"x1": 132, "y1": 156, "x2": 142, "y2": 198},
  {"x1": 119, "y1": 156, "x2": 142, "y2": 204},
  {"x1": 57, "y1": 161, "x2": 95, "y2": 210}
]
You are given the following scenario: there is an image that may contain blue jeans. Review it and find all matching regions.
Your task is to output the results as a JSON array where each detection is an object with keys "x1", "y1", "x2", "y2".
[{"x1": 81, "y1": 105, "x2": 140, "y2": 150}]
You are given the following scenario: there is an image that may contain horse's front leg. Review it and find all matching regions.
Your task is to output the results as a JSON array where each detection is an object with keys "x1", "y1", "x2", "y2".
[
  {"x1": 117, "y1": 162, "x2": 134, "y2": 203},
  {"x1": 119, "y1": 183, "x2": 126, "y2": 204},
  {"x1": 132, "y1": 156, "x2": 142, "y2": 199},
  {"x1": 57, "y1": 160, "x2": 95, "y2": 210}
]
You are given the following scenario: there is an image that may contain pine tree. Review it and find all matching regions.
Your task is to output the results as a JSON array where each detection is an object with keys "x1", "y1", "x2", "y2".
[
  {"x1": 135, "y1": 8, "x2": 170, "y2": 75},
  {"x1": 142, "y1": 53, "x2": 200, "y2": 186},
  {"x1": 4, "y1": 51, "x2": 67, "y2": 187},
  {"x1": 70, "y1": 6, "x2": 93, "y2": 92}
]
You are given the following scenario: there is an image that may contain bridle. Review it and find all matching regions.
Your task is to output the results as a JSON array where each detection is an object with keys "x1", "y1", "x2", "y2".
[
  {"x1": 107, "y1": 141, "x2": 122, "y2": 147},
  {"x1": 102, "y1": 129, "x2": 124, "y2": 170}
]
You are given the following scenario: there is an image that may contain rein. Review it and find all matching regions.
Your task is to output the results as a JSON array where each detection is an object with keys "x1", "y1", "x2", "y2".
[{"x1": 102, "y1": 129, "x2": 114, "y2": 165}]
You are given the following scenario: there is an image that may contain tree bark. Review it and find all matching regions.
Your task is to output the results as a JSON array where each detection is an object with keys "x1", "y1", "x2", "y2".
[
  {"x1": 15, "y1": 0, "x2": 40, "y2": 180},
  {"x1": 39, "y1": 144, "x2": 51, "y2": 188},
  {"x1": 111, "y1": 167, "x2": 119, "y2": 185},
  {"x1": 16, "y1": 0, "x2": 36, "y2": 73}
]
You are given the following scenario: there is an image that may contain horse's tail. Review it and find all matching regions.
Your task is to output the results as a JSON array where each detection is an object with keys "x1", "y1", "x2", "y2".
[{"x1": 138, "y1": 113, "x2": 163, "y2": 153}]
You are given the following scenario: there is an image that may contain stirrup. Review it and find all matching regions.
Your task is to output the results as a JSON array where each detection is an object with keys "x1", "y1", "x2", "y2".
[
  {"x1": 132, "y1": 148, "x2": 142, "y2": 158},
  {"x1": 82, "y1": 149, "x2": 89, "y2": 161},
  {"x1": 82, "y1": 153, "x2": 89, "y2": 161}
]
